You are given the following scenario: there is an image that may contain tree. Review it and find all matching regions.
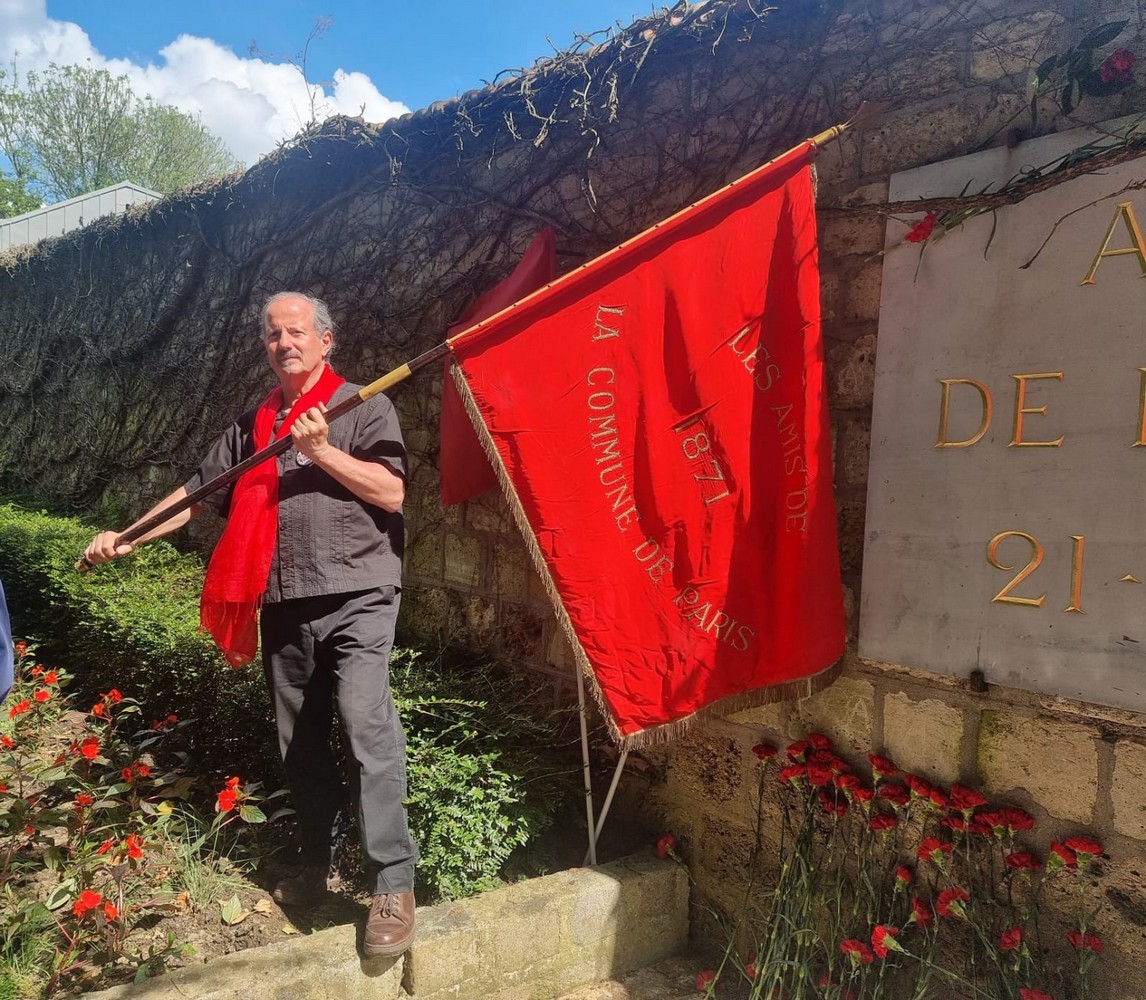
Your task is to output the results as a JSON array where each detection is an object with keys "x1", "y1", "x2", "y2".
[
  {"x1": 0, "y1": 172, "x2": 38, "y2": 217},
  {"x1": 0, "y1": 63, "x2": 240, "y2": 206}
]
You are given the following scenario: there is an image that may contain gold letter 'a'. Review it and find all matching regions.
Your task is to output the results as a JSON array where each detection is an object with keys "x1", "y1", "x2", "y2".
[{"x1": 1082, "y1": 201, "x2": 1146, "y2": 285}]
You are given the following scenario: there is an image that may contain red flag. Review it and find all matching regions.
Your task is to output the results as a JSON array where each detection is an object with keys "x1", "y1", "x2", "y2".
[
  {"x1": 449, "y1": 143, "x2": 843, "y2": 746},
  {"x1": 440, "y1": 229, "x2": 557, "y2": 505}
]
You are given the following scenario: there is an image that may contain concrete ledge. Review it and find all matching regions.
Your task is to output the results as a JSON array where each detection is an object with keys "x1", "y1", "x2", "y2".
[{"x1": 83, "y1": 853, "x2": 688, "y2": 1000}]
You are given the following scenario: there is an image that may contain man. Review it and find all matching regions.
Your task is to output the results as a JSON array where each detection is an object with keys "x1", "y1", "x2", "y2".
[{"x1": 83, "y1": 292, "x2": 418, "y2": 958}]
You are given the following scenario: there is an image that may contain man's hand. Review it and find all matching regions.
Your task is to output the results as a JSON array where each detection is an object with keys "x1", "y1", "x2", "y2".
[
  {"x1": 292, "y1": 403, "x2": 331, "y2": 461},
  {"x1": 83, "y1": 531, "x2": 136, "y2": 566}
]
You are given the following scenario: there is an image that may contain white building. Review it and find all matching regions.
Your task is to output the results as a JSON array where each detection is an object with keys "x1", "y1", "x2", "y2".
[{"x1": 0, "y1": 181, "x2": 160, "y2": 251}]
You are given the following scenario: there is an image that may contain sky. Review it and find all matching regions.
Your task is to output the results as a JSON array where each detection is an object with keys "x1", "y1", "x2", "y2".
[{"x1": 0, "y1": 0, "x2": 655, "y2": 166}]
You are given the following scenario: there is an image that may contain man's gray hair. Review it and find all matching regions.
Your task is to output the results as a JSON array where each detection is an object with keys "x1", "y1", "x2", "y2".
[{"x1": 261, "y1": 291, "x2": 337, "y2": 357}]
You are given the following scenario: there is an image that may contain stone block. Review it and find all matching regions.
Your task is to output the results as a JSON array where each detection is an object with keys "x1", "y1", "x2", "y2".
[
  {"x1": 492, "y1": 547, "x2": 529, "y2": 599},
  {"x1": 466, "y1": 493, "x2": 511, "y2": 533},
  {"x1": 83, "y1": 923, "x2": 403, "y2": 1000},
  {"x1": 842, "y1": 261, "x2": 883, "y2": 325},
  {"x1": 442, "y1": 532, "x2": 481, "y2": 587},
  {"x1": 666, "y1": 733, "x2": 743, "y2": 804},
  {"x1": 792, "y1": 675, "x2": 875, "y2": 757},
  {"x1": 977, "y1": 711, "x2": 1098, "y2": 824},
  {"x1": 407, "y1": 530, "x2": 443, "y2": 580},
  {"x1": 828, "y1": 334, "x2": 877, "y2": 410},
  {"x1": 1112, "y1": 740, "x2": 1146, "y2": 841},
  {"x1": 819, "y1": 211, "x2": 886, "y2": 259},
  {"x1": 882, "y1": 691, "x2": 964, "y2": 784},
  {"x1": 841, "y1": 420, "x2": 870, "y2": 487},
  {"x1": 725, "y1": 700, "x2": 786, "y2": 731},
  {"x1": 546, "y1": 626, "x2": 579, "y2": 673}
]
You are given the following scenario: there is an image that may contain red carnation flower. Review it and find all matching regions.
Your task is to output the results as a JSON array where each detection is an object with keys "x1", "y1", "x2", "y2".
[
  {"x1": 942, "y1": 815, "x2": 968, "y2": 833},
  {"x1": 904, "y1": 212, "x2": 938, "y2": 243},
  {"x1": 869, "y1": 813, "x2": 896, "y2": 833},
  {"x1": 1067, "y1": 929, "x2": 1104, "y2": 953},
  {"x1": 745, "y1": 961, "x2": 756, "y2": 980},
  {"x1": 808, "y1": 732, "x2": 833, "y2": 751},
  {"x1": 911, "y1": 897, "x2": 934, "y2": 928},
  {"x1": 1019, "y1": 990, "x2": 1055, "y2": 1000},
  {"x1": 1005, "y1": 851, "x2": 1042, "y2": 872},
  {"x1": 1099, "y1": 48, "x2": 1136, "y2": 85},
  {"x1": 936, "y1": 886, "x2": 970, "y2": 919},
  {"x1": 904, "y1": 774, "x2": 932, "y2": 798},
  {"x1": 840, "y1": 938, "x2": 875, "y2": 964},
  {"x1": 751, "y1": 742, "x2": 778, "y2": 760},
  {"x1": 695, "y1": 969, "x2": 716, "y2": 992},
  {"x1": 1049, "y1": 841, "x2": 1078, "y2": 869},
  {"x1": 786, "y1": 740, "x2": 809, "y2": 762},
  {"x1": 1063, "y1": 836, "x2": 1103, "y2": 858},
  {"x1": 834, "y1": 773, "x2": 861, "y2": 793},
  {"x1": 867, "y1": 753, "x2": 898, "y2": 778},
  {"x1": 949, "y1": 783, "x2": 987, "y2": 811},
  {"x1": 895, "y1": 865, "x2": 913, "y2": 885},
  {"x1": 819, "y1": 790, "x2": 849, "y2": 817},
  {"x1": 656, "y1": 834, "x2": 677, "y2": 860},
  {"x1": 879, "y1": 783, "x2": 910, "y2": 807},
  {"x1": 918, "y1": 838, "x2": 953, "y2": 865},
  {"x1": 807, "y1": 763, "x2": 834, "y2": 788},
  {"x1": 871, "y1": 924, "x2": 901, "y2": 959},
  {"x1": 778, "y1": 763, "x2": 807, "y2": 785},
  {"x1": 853, "y1": 786, "x2": 874, "y2": 804},
  {"x1": 33, "y1": 689, "x2": 51, "y2": 703},
  {"x1": 999, "y1": 926, "x2": 1023, "y2": 951}
]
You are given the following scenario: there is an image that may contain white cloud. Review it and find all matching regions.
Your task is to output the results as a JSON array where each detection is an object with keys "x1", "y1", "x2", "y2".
[{"x1": 0, "y1": 1, "x2": 409, "y2": 165}]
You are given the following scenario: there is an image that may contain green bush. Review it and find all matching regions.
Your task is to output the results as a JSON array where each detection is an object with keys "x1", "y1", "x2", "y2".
[
  {"x1": 392, "y1": 649, "x2": 571, "y2": 900},
  {"x1": 0, "y1": 503, "x2": 276, "y2": 782}
]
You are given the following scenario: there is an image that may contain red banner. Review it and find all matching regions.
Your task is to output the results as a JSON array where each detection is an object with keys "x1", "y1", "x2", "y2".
[
  {"x1": 449, "y1": 143, "x2": 844, "y2": 746},
  {"x1": 440, "y1": 230, "x2": 557, "y2": 505}
]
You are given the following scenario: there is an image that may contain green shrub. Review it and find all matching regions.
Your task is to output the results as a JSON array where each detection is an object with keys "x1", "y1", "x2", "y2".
[
  {"x1": 0, "y1": 502, "x2": 277, "y2": 782},
  {"x1": 392, "y1": 648, "x2": 571, "y2": 900}
]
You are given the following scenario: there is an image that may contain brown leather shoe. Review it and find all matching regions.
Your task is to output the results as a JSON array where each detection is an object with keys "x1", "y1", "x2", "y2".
[
  {"x1": 363, "y1": 891, "x2": 415, "y2": 957},
  {"x1": 271, "y1": 863, "x2": 328, "y2": 907}
]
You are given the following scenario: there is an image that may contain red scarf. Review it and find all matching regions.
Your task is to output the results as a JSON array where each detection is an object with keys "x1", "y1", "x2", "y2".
[{"x1": 201, "y1": 366, "x2": 345, "y2": 666}]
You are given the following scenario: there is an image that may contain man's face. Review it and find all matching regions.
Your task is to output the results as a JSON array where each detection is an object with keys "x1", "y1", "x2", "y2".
[{"x1": 263, "y1": 296, "x2": 332, "y2": 383}]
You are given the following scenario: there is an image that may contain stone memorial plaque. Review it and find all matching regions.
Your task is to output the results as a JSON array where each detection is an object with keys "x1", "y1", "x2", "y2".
[{"x1": 860, "y1": 118, "x2": 1146, "y2": 712}]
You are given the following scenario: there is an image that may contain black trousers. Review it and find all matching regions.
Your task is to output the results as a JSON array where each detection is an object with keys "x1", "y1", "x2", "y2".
[{"x1": 261, "y1": 585, "x2": 418, "y2": 893}]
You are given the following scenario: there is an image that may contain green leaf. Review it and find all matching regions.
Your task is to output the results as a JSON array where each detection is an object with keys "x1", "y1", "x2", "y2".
[
  {"x1": 1061, "y1": 81, "x2": 1076, "y2": 115},
  {"x1": 238, "y1": 803, "x2": 266, "y2": 824},
  {"x1": 45, "y1": 880, "x2": 76, "y2": 911},
  {"x1": 1034, "y1": 54, "x2": 1058, "y2": 82},
  {"x1": 1077, "y1": 21, "x2": 1129, "y2": 51},
  {"x1": 219, "y1": 895, "x2": 243, "y2": 925}
]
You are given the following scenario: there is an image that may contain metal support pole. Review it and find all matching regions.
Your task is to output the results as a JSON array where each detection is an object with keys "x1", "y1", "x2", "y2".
[
  {"x1": 583, "y1": 749, "x2": 629, "y2": 866},
  {"x1": 576, "y1": 665, "x2": 598, "y2": 866}
]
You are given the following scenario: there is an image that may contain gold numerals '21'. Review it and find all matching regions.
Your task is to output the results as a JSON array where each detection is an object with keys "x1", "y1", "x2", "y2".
[{"x1": 987, "y1": 531, "x2": 1086, "y2": 614}]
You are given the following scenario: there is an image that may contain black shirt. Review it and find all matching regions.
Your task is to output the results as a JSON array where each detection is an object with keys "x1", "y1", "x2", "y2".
[{"x1": 183, "y1": 382, "x2": 405, "y2": 603}]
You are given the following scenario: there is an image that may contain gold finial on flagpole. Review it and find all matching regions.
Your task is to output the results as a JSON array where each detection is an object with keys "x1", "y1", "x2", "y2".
[{"x1": 809, "y1": 101, "x2": 887, "y2": 149}]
